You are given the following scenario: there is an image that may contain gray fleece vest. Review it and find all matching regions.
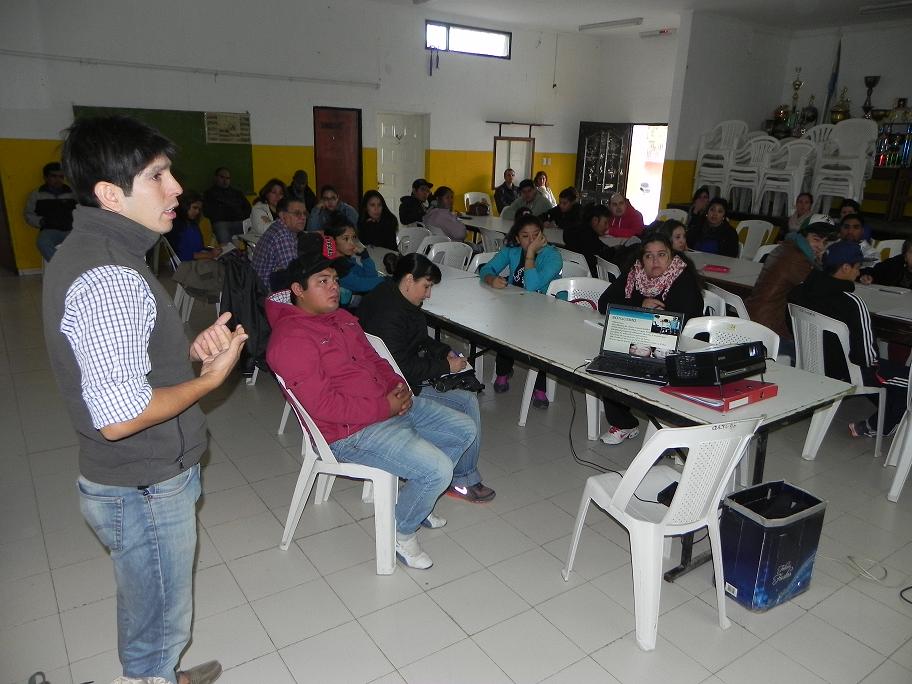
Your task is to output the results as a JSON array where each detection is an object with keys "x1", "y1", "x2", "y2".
[{"x1": 42, "y1": 206, "x2": 208, "y2": 486}]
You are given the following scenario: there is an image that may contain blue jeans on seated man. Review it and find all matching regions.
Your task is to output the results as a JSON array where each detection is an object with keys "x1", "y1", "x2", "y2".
[
  {"x1": 77, "y1": 464, "x2": 201, "y2": 684},
  {"x1": 419, "y1": 385, "x2": 482, "y2": 488},
  {"x1": 329, "y1": 395, "x2": 476, "y2": 534},
  {"x1": 36, "y1": 228, "x2": 70, "y2": 261}
]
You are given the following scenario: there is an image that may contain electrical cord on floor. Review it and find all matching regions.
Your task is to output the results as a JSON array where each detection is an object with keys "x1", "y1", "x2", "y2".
[
  {"x1": 901, "y1": 585, "x2": 912, "y2": 605},
  {"x1": 814, "y1": 553, "x2": 912, "y2": 608}
]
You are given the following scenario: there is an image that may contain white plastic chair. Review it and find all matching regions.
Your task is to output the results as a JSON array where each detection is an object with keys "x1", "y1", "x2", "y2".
[
  {"x1": 416, "y1": 234, "x2": 450, "y2": 257},
  {"x1": 736, "y1": 220, "x2": 775, "y2": 261},
  {"x1": 789, "y1": 304, "x2": 885, "y2": 461},
  {"x1": 464, "y1": 192, "x2": 492, "y2": 212},
  {"x1": 693, "y1": 121, "x2": 749, "y2": 197},
  {"x1": 159, "y1": 237, "x2": 198, "y2": 323},
  {"x1": 886, "y1": 365, "x2": 912, "y2": 502},
  {"x1": 561, "y1": 419, "x2": 762, "y2": 651},
  {"x1": 424, "y1": 223, "x2": 449, "y2": 238},
  {"x1": 479, "y1": 227, "x2": 505, "y2": 253},
  {"x1": 705, "y1": 283, "x2": 750, "y2": 319},
  {"x1": 755, "y1": 139, "x2": 815, "y2": 215},
  {"x1": 811, "y1": 119, "x2": 877, "y2": 212},
  {"x1": 427, "y1": 241, "x2": 473, "y2": 270},
  {"x1": 701, "y1": 289, "x2": 726, "y2": 317},
  {"x1": 874, "y1": 239, "x2": 904, "y2": 261},
  {"x1": 467, "y1": 251, "x2": 498, "y2": 274},
  {"x1": 557, "y1": 247, "x2": 590, "y2": 277},
  {"x1": 275, "y1": 372, "x2": 398, "y2": 575},
  {"x1": 656, "y1": 208, "x2": 688, "y2": 224},
  {"x1": 397, "y1": 226, "x2": 431, "y2": 255},
  {"x1": 682, "y1": 316, "x2": 779, "y2": 358},
  {"x1": 753, "y1": 244, "x2": 778, "y2": 263},
  {"x1": 595, "y1": 255, "x2": 621, "y2": 283},
  {"x1": 727, "y1": 136, "x2": 779, "y2": 213}
]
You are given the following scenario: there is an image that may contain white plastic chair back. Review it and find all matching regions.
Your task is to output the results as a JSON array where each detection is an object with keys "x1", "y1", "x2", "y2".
[
  {"x1": 463, "y1": 192, "x2": 492, "y2": 212},
  {"x1": 416, "y1": 234, "x2": 450, "y2": 256},
  {"x1": 682, "y1": 316, "x2": 779, "y2": 358},
  {"x1": 701, "y1": 289, "x2": 726, "y2": 316},
  {"x1": 803, "y1": 124, "x2": 836, "y2": 153},
  {"x1": 562, "y1": 418, "x2": 762, "y2": 651},
  {"x1": 886, "y1": 365, "x2": 912, "y2": 502},
  {"x1": 397, "y1": 225, "x2": 431, "y2": 254},
  {"x1": 705, "y1": 283, "x2": 750, "y2": 319},
  {"x1": 829, "y1": 119, "x2": 878, "y2": 159},
  {"x1": 656, "y1": 208, "x2": 688, "y2": 224},
  {"x1": 753, "y1": 243, "x2": 778, "y2": 262},
  {"x1": 697, "y1": 120, "x2": 748, "y2": 166},
  {"x1": 737, "y1": 220, "x2": 774, "y2": 260},
  {"x1": 755, "y1": 140, "x2": 816, "y2": 214},
  {"x1": 546, "y1": 277, "x2": 609, "y2": 310},
  {"x1": 595, "y1": 255, "x2": 621, "y2": 282},
  {"x1": 479, "y1": 227, "x2": 504, "y2": 253},
  {"x1": 274, "y1": 372, "x2": 397, "y2": 575},
  {"x1": 425, "y1": 223, "x2": 449, "y2": 237},
  {"x1": 789, "y1": 303, "x2": 885, "y2": 459},
  {"x1": 557, "y1": 247, "x2": 589, "y2": 277},
  {"x1": 467, "y1": 251, "x2": 498, "y2": 274},
  {"x1": 427, "y1": 241, "x2": 473, "y2": 270},
  {"x1": 728, "y1": 137, "x2": 779, "y2": 212},
  {"x1": 875, "y1": 239, "x2": 904, "y2": 261}
]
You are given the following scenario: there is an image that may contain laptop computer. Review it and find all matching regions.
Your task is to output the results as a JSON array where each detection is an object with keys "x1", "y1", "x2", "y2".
[{"x1": 585, "y1": 304, "x2": 685, "y2": 385}]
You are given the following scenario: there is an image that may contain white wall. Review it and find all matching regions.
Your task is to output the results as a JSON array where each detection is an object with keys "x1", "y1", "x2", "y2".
[
  {"x1": 780, "y1": 20, "x2": 912, "y2": 116},
  {"x1": 669, "y1": 12, "x2": 791, "y2": 159},
  {"x1": 0, "y1": 0, "x2": 676, "y2": 153}
]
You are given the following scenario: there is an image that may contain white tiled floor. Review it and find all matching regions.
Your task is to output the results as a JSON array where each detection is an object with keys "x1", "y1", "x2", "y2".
[{"x1": 2, "y1": 270, "x2": 912, "y2": 684}]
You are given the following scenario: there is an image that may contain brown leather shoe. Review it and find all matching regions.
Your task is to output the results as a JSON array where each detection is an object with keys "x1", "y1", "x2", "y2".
[
  {"x1": 446, "y1": 483, "x2": 496, "y2": 503},
  {"x1": 177, "y1": 660, "x2": 222, "y2": 684}
]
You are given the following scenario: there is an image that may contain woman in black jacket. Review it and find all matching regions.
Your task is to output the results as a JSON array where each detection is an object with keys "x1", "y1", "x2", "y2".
[
  {"x1": 871, "y1": 239, "x2": 912, "y2": 289},
  {"x1": 357, "y1": 254, "x2": 495, "y2": 503},
  {"x1": 357, "y1": 190, "x2": 399, "y2": 251},
  {"x1": 596, "y1": 232, "x2": 705, "y2": 444},
  {"x1": 686, "y1": 197, "x2": 740, "y2": 257}
]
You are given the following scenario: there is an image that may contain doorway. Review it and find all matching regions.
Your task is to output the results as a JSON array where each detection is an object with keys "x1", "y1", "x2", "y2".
[
  {"x1": 0, "y1": 178, "x2": 16, "y2": 273},
  {"x1": 376, "y1": 113, "x2": 428, "y2": 212},
  {"x1": 313, "y1": 107, "x2": 362, "y2": 210}
]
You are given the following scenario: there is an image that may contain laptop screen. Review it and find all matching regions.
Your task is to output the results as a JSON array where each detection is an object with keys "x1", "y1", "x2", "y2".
[{"x1": 599, "y1": 305, "x2": 683, "y2": 359}]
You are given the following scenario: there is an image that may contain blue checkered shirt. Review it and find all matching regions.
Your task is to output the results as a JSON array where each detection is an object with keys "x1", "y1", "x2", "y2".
[{"x1": 252, "y1": 219, "x2": 298, "y2": 291}]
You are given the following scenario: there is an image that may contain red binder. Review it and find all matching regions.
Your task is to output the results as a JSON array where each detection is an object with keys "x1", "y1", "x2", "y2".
[{"x1": 660, "y1": 379, "x2": 778, "y2": 412}]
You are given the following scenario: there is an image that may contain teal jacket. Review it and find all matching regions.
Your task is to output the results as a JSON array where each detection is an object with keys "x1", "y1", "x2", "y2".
[{"x1": 479, "y1": 244, "x2": 562, "y2": 293}]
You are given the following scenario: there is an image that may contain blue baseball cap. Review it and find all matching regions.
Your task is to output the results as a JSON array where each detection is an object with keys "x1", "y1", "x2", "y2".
[{"x1": 822, "y1": 240, "x2": 863, "y2": 269}]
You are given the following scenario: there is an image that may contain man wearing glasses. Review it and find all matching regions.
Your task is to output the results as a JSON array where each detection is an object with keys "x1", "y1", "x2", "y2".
[
  {"x1": 252, "y1": 197, "x2": 309, "y2": 292},
  {"x1": 202, "y1": 166, "x2": 251, "y2": 245},
  {"x1": 24, "y1": 161, "x2": 77, "y2": 261},
  {"x1": 306, "y1": 184, "x2": 359, "y2": 231}
]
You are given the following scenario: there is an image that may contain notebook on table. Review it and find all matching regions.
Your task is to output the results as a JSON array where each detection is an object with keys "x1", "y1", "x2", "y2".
[{"x1": 585, "y1": 304, "x2": 684, "y2": 385}]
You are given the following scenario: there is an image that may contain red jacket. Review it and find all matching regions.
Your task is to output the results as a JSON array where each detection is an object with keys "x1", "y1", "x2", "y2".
[
  {"x1": 265, "y1": 295, "x2": 404, "y2": 444},
  {"x1": 607, "y1": 203, "x2": 645, "y2": 238}
]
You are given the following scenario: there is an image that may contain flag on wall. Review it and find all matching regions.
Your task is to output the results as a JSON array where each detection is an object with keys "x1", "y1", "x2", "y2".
[{"x1": 822, "y1": 37, "x2": 842, "y2": 116}]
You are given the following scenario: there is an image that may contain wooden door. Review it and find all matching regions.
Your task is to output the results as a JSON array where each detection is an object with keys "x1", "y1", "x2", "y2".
[
  {"x1": 313, "y1": 107, "x2": 362, "y2": 210},
  {"x1": 376, "y1": 113, "x2": 427, "y2": 212},
  {"x1": 0, "y1": 178, "x2": 16, "y2": 273},
  {"x1": 575, "y1": 122, "x2": 632, "y2": 206}
]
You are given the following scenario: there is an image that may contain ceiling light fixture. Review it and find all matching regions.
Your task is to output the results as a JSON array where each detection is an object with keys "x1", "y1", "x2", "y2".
[
  {"x1": 858, "y1": 0, "x2": 912, "y2": 13},
  {"x1": 579, "y1": 17, "x2": 643, "y2": 32},
  {"x1": 640, "y1": 28, "x2": 677, "y2": 38}
]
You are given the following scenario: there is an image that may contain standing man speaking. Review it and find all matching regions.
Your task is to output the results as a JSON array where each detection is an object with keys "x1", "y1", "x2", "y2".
[{"x1": 42, "y1": 116, "x2": 246, "y2": 684}]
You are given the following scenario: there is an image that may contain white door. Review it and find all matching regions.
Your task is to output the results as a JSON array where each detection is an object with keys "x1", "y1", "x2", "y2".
[{"x1": 377, "y1": 113, "x2": 428, "y2": 213}]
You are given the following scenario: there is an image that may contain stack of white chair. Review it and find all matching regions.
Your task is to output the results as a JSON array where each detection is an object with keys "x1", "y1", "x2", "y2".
[
  {"x1": 693, "y1": 120, "x2": 749, "y2": 197},
  {"x1": 727, "y1": 135, "x2": 779, "y2": 213},
  {"x1": 810, "y1": 119, "x2": 878, "y2": 213},
  {"x1": 755, "y1": 139, "x2": 816, "y2": 215}
]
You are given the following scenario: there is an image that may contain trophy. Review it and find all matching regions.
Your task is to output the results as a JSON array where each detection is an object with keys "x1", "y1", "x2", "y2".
[{"x1": 862, "y1": 75, "x2": 881, "y2": 119}]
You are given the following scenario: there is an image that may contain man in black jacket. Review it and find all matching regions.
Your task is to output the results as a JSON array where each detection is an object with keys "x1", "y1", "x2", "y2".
[
  {"x1": 203, "y1": 166, "x2": 251, "y2": 245},
  {"x1": 24, "y1": 162, "x2": 77, "y2": 261},
  {"x1": 541, "y1": 187, "x2": 582, "y2": 232},
  {"x1": 562, "y1": 203, "x2": 616, "y2": 277},
  {"x1": 493, "y1": 168, "x2": 518, "y2": 213},
  {"x1": 788, "y1": 241, "x2": 908, "y2": 438},
  {"x1": 399, "y1": 178, "x2": 432, "y2": 224}
]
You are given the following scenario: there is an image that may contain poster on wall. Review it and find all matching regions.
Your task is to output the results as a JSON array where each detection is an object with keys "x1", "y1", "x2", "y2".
[{"x1": 204, "y1": 112, "x2": 251, "y2": 144}]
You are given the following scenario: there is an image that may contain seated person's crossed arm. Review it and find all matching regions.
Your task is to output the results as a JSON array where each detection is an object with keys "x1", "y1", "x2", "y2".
[{"x1": 265, "y1": 242, "x2": 477, "y2": 570}]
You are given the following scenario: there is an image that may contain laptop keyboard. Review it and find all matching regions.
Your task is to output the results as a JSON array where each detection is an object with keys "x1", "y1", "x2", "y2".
[{"x1": 588, "y1": 355, "x2": 668, "y2": 383}]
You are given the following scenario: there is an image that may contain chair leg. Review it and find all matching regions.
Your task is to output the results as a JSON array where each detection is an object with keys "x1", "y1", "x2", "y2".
[
  {"x1": 474, "y1": 354, "x2": 485, "y2": 385},
  {"x1": 629, "y1": 526, "x2": 665, "y2": 651},
  {"x1": 372, "y1": 474, "x2": 398, "y2": 575},
  {"x1": 887, "y1": 419, "x2": 912, "y2": 502},
  {"x1": 245, "y1": 366, "x2": 259, "y2": 387},
  {"x1": 586, "y1": 393, "x2": 600, "y2": 441},
  {"x1": 314, "y1": 473, "x2": 337, "y2": 503},
  {"x1": 280, "y1": 455, "x2": 319, "y2": 550},
  {"x1": 561, "y1": 491, "x2": 592, "y2": 581},
  {"x1": 278, "y1": 402, "x2": 291, "y2": 434},
  {"x1": 517, "y1": 369, "x2": 538, "y2": 426},
  {"x1": 886, "y1": 413, "x2": 909, "y2": 468},
  {"x1": 802, "y1": 399, "x2": 842, "y2": 460},
  {"x1": 874, "y1": 388, "x2": 886, "y2": 460},
  {"x1": 707, "y1": 520, "x2": 731, "y2": 630},
  {"x1": 362, "y1": 480, "x2": 374, "y2": 504},
  {"x1": 545, "y1": 376, "x2": 557, "y2": 403}
]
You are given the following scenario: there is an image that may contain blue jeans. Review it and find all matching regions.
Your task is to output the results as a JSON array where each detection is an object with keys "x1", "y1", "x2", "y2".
[
  {"x1": 36, "y1": 229, "x2": 69, "y2": 261},
  {"x1": 77, "y1": 465, "x2": 201, "y2": 684},
  {"x1": 420, "y1": 386, "x2": 482, "y2": 487},
  {"x1": 329, "y1": 396, "x2": 475, "y2": 534}
]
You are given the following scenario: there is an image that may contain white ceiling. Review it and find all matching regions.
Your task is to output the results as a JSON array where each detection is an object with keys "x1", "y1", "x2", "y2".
[{"x1": 378, "y1": 0, "x2": 903, "y2": 34}]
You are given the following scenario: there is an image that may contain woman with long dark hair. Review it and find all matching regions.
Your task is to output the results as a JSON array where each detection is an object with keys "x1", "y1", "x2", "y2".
[
  {"x1": 247, "y1": 178, "x2": 286, "y2": 239},
  {"x1": 357, "y1": 190, "x2": 399, "y2": 250}
]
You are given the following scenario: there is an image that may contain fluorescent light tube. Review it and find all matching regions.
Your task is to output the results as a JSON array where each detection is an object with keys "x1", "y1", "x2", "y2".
[{"x1": 579, "y1": 17, "x2": 644, "y2": 31}]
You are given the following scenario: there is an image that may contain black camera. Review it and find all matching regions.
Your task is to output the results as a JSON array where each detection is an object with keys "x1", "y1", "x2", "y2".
[{"x1": 431, "y1": 370, "x2": 485, "y2": 393}]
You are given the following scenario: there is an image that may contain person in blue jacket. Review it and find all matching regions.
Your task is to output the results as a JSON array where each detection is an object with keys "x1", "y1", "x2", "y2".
[
  {"x1": 324, "y1": 214, "x2": 385, "y2": 308},
  {"x1": 479, "y1": 214, "x2": 563, "y2": 407}
]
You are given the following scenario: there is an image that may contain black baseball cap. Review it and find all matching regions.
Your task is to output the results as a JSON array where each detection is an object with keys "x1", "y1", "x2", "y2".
[
  {"x1": 412, "y1": 178, "x2": 433, "y2": 190},
  {"x1": 286, "y1": 232, "x2": 351, "y2": 283}
]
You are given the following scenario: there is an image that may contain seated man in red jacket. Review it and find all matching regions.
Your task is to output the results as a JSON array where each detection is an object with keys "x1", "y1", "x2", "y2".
[
  {"x1": 265, "y1": 238, "x2": 476, "y2": 570},
  {"x1": 606, "y1": 193, "x2": 645, "y2": 239}
]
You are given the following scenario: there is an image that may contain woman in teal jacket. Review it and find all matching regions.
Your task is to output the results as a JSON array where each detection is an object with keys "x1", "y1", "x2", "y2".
[{"x1": 479, "y1": 214, "x2": 563, "y2": 407}]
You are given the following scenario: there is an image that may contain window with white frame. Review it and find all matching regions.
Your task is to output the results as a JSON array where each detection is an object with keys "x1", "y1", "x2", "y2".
[{"x1": 425, "y1": 21, "x2": 511, "y2": 59}]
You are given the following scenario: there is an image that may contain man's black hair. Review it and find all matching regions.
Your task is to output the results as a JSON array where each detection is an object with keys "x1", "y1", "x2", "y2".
[
  {"x1": 42, "y1": 161, "x2": 62, "y2": 177},
  {"x1": 276, "y1": 196, "x2": 305, "y2": 215},
  {"x1": 62, "y1": 115, "x2": 177, "y2": 207}
]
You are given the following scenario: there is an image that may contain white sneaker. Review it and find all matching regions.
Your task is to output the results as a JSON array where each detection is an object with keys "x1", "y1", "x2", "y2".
[
  {"x1": 599, "y1": 425, "x2": 640, "y2": 445},
  {"x1": 396, "y1": 533, "x2": 433, "y2": 569},
  {"x1": 420, "y1": 512, "x2": 447, "y2": 529}
]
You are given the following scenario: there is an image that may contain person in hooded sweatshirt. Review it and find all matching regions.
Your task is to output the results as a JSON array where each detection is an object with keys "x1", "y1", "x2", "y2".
[
  {"x1": 788, "y1": 241, "x2": 909, "y2": 440},
  {"x1": 264, "y1": 237, "x2": 476, "y2": 570},
  {"x1": 606, "y1": 193, "x2": 645, "y2": 239},
  {"x1": 399, "y1": 178, "x2": 432, "y2": 225}
]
